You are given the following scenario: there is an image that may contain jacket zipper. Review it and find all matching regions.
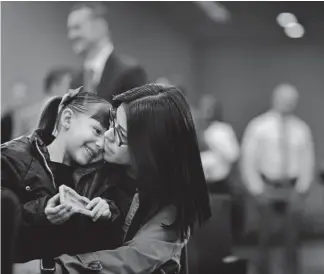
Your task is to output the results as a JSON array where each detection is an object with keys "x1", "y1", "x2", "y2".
[
  {"x1": 35, "y1": 141, "x2": 57, "y2": 190},
  {"x1": 122, "y1": 190, "x2": 140, "y2": 243}
]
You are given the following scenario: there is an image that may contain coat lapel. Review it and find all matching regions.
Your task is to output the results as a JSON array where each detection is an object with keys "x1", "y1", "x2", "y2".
[{"x1": 97, "y1": 51, "x2": 118, "y2": 101}]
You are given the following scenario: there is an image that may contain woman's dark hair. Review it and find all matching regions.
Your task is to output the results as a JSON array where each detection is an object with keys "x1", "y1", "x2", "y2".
[
  {"x1": 113, "y1": 83, "x2": 211, "y2": 240},
  {"x1": 38, "y1": 89, "x2": 111, "y2": 137}
]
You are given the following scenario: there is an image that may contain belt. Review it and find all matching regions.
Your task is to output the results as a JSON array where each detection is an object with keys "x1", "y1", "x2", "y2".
[{"x1": 260, "y1": 173, "x2": 297, "y2": 188}]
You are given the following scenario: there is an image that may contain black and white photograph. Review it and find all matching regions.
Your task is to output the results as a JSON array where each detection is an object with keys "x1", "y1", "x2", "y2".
[{"x1": 1, "y1": 1, "x2": 324, "y2": 274}]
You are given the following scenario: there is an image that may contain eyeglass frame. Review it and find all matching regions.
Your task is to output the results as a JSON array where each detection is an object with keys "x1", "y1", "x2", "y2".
[{"x1": 109, "y1": 108, "x2": 128, "y2": 147}]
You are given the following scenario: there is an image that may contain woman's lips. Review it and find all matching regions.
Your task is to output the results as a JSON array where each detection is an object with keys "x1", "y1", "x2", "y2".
[{"x1": 104, "y1": 144, "x2": 114, "y2": 155}]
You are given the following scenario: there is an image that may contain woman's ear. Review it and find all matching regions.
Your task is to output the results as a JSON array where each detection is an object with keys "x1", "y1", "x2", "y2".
[{"x1": 60, "y1": 108, "x2": 73, "y2": 130}]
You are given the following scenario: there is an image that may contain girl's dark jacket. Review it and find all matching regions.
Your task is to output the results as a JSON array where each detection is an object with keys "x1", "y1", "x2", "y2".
[{"x1": 1, "y1": 129, "x2": 122, "y2": 262}]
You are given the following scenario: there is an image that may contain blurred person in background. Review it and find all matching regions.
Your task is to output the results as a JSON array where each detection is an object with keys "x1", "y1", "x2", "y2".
[
  {"x1": 1, "y1": 82, "x2": 28, "y2": 143},
  {"x1": 12, "y1": 68, "x2": 73, "y2": 138},
  {"x1": 241, "y1": 83, "x2": 315, "y2": 274},
  {"x1": 320, "y1": 161, "x2": 324, "y2": 184},
  {"x1": 67, "y1": 2, "x2": 147, "y2": 103},
  {"x1": 198, "y1": 94, "x2": 240, "y2": 194},
  {"x1": 194, "y1": 94, "x2": 241, "y2": 273}
]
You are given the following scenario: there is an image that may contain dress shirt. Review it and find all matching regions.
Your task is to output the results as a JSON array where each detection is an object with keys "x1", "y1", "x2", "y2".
[
  {"x1": 84, "y1": 42, "x2": 114, "y2": 86},
  {"x1": 241, "y1": 111, "x2": 314, "y2": 195},
  {"x1": 201, "y1": 121, "x2": 240, "y2": 182}
]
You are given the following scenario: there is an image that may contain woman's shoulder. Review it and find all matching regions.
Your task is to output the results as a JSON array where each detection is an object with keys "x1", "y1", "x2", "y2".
[{"x1": 150, "y1": 204, "x2": 177, "y2": 226}]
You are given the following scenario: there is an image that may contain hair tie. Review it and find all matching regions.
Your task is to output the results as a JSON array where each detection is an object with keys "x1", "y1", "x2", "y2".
[
  {"x1": 52, "y1": 86, "x2": 83, "y2": 137},
  {"x1": 57, "y1": 86, "x2": 83, "y2": 114}
]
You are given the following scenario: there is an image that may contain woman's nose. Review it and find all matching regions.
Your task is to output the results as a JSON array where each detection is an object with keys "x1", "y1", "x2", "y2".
[
  {"x1": 95, "y1": 136, "x2": 104, "y2": 149},
  {"x1": 104, "y1": 128, "x2": 115, "y2": 142}
]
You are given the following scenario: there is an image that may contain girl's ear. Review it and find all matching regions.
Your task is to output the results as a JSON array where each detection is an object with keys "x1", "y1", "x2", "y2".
[{"x1": 60, "y1": 108, "x2": 73, "y2": 130}]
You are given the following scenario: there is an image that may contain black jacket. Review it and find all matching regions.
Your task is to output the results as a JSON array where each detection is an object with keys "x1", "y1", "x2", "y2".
[
  {"x1": 59, "y1": 165, "x2": 183, "y2": 274},
  {"x1": 71, "y1": 52, "x2": 148, "y2": 103},
  {"x1": 1, "y1": 130, "x2": 57, "y2": 225},
  {"x1": 1, "y1": 130, "x2": 121, "y2": 262}
]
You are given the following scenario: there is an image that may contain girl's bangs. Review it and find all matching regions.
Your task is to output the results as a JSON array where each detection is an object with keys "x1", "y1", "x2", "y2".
[{"x1": 89, "y1": 103, "x2": 111, "y2": 129}]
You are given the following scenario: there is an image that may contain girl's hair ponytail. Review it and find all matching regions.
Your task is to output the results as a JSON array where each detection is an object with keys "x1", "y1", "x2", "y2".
[
  {"x1": 38, "y1": 88, "x2": 111, "y2": 137},
  {"x1": 37, "y1": 96, "x2": 62, "y2": 137}
]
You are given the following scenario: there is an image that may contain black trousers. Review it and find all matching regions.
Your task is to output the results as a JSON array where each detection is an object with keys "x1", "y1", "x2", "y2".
[
  {"x1": 1, "y1": 188, "x2": 21, "y2": 274},
  {"x1": 207, "y1": 178, "x2": 245, "y2": 242},
  {"x1": 255, "y1": 176, "x2": 302, "y2": 274}
]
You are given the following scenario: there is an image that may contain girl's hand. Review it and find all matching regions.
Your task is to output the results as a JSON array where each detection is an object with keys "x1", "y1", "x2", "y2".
[
  {"x1": 45, "y1": 193, "x2": 73, "y2": 225},
  {"x1": 86, "y1": 197, "x2": 111, "y2": 222}
]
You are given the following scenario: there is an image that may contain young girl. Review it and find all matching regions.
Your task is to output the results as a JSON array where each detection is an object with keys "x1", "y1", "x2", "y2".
[{"x1": 1, "y1": 89, "x2": 120, "y2": 262}]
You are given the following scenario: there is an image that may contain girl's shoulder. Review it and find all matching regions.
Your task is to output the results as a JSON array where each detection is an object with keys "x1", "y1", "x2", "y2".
[
  {"x1": 1, "y1": 135, "x2": 34, "y2": 159},
  {"x1": 1, "y1": 135, "x2": 35, "y2": 178}
]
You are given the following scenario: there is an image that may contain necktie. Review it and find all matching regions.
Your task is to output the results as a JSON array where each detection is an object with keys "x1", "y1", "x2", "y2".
[
  {"x1": 84, "y1": 68, "x2": 96, "y2": 93},
  {"x1": 280, "y1": 116, "x2": 289, "y2": 180}
]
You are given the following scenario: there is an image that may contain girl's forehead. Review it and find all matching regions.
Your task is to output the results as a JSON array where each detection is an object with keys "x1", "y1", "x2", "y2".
[{"x1": 86, "y1": 105, "x2": 110, "y2": 129}]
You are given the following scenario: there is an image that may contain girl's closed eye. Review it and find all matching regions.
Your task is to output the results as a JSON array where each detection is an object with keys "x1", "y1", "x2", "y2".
[{"x1": 93, "y1": 127, "x2": 103, "y2": 136}]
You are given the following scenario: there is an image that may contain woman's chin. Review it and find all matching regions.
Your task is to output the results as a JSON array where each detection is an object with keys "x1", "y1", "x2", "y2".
[
  {"x1": 103, "y1": 154, "x2": 114, "y2": 163},
  {"x1": 89, "y1": 154, "x2": 103, "y2": 164}
]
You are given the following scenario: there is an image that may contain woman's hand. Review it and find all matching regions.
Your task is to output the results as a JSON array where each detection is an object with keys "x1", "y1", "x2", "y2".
[
  {"x1": 86, "y1": 197, "x2": 111, "y2": 222},
  {"x1": 45, "y1": 193, "x2": 73, "y2": 225},
  {"x1": 13, "y1": 260, "x2": 40, "y2": 274}
]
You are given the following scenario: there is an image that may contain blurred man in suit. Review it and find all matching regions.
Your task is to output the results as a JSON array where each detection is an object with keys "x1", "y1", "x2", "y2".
[
  {"x1": 67, "y1": 2, "x2": 147, "y2": 103},
  {"x1": 241, "y1": 84, "x2": 315, "y2": 274}
]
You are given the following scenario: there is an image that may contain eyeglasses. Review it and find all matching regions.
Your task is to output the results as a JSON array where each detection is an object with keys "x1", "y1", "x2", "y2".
[{"x1": 109, "y1": 109, "x2": 128, "y2": 147}]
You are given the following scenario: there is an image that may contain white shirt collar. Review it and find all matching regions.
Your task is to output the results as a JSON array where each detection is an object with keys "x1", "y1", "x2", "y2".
[{"x1": 84, "y1": 42, "x2": 114, "y2": 84}]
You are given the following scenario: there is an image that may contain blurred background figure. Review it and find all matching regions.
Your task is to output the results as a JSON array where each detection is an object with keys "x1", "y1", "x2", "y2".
[
  {"x1": 198, "y1": 94, "x2": 240, "y2": 194},
  {"x1": 241, "y1": 83, "x2": 315, "y2": 274},
  {"x1": 67, "y1": 2, "x2": 147, "y2": 102},
  {"x1": 197, "y1": 93, "x2": 244, "y2": 239},
  {"x1": 12, "y1": 67, "x2": 73, "y2": 138},
  {"x1": 1, "y1": 82, "x2": 28, "y2": 143},
  {"x1": 192, "y1": 93, "x2": 242, "y2": 273}
]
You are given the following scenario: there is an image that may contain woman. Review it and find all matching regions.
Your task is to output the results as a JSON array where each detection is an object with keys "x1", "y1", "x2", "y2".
[
  {"x1": 1, "y1": 89, "x2": 120, "y2": 263},
  {"x1": 15, "y1": 83, "x2": 211, "y2": 274},
  {"x1": 196, "y1": 94, "x2": 243, "y2": 259}
]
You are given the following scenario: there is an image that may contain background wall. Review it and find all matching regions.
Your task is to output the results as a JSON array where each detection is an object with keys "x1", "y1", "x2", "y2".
[
  {"x1": 195, "y1": 42, "x2": 324, "y2": 157},
  {"x1": 1, "y1": 1, "x2": 80, "y2": 107}
]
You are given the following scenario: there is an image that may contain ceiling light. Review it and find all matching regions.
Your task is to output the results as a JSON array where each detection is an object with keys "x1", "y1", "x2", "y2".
[
  {"x1": 194, "y1": 1, "x2": 231, "y2": 23},
  {"x1": 276, "y1": 12, "x2": 297, "y2": 28},
  {"x1": 284, "y1": 22, "x2": 305, "y2": 38}
]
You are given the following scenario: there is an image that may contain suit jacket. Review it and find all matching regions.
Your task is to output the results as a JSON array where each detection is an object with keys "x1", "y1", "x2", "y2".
[{"x1": 71, "y1": 52, "x2": 148, "y2": 103}]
